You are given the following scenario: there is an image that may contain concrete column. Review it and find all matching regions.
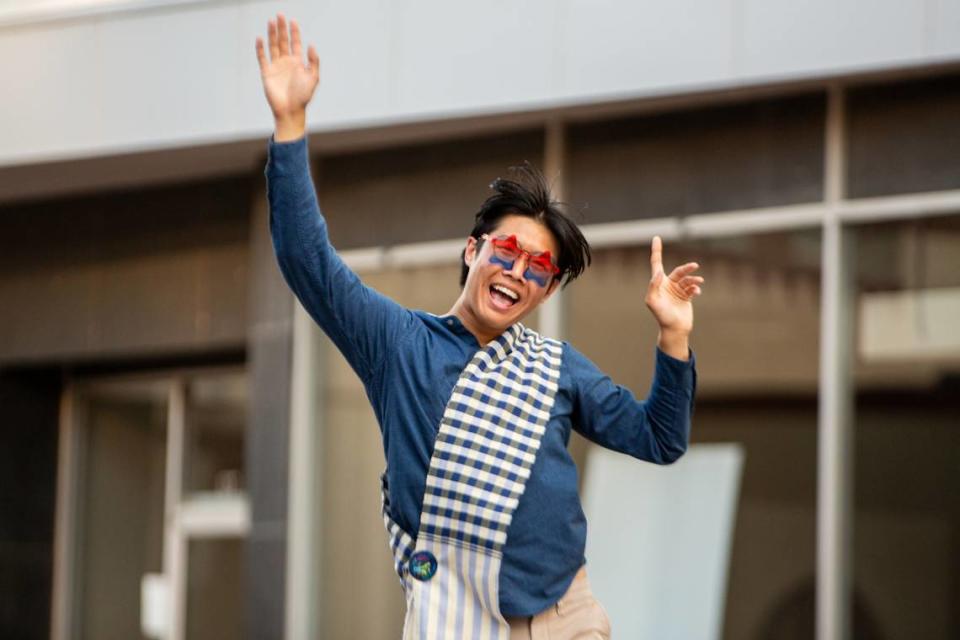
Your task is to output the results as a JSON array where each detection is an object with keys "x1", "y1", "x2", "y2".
[{"x1": 246, "y1": 168, "x2": 295, "y2": 640}]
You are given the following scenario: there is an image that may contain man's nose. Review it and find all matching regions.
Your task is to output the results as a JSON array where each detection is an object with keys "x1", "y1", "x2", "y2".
[{"x1": 505, "y1": 254, "x2": 529, "y2": 281}]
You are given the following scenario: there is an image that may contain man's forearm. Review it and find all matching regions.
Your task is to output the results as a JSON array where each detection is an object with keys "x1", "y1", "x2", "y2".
[{"x1": 657, "y1": 328, "x2": 690, "y2": 361}]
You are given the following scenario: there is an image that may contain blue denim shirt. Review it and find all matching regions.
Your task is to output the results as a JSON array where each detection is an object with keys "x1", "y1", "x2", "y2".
[{"x1": 266, "y1": 136, "x2": 698, "y2": 617}]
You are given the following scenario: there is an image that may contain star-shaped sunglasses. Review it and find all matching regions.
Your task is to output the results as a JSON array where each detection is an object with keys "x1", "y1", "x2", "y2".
[{"x1": 482, "y1": 234, "x2": 560, "y2": 287}]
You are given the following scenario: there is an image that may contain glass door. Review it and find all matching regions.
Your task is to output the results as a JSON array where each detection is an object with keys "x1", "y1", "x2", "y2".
[
  {"x1": 54, "y1": 369, "x2": 249, "y2": 640},
  {"x1": 180, "y1": 373, "x2": 248, "y2": 640},
  {"x1": 75, "y1": 379, "x2": 169, "y2": 640}
]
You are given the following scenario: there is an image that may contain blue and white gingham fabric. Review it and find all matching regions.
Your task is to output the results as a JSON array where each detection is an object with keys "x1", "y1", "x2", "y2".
[
  {"x1": 419, "y1": 323, "x2": 562, "y2": 553},
  {"x1": 381, "y1": 323, "x2": 564, "y2": 637}
]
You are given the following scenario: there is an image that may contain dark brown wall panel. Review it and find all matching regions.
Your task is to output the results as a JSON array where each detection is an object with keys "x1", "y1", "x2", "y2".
[
  {"x1": 0, "y1": 177, "x2": 252, "y2": 364},
  {"x1": 318, "y1": 130, "x2": 544, "y2": 249},
  {"x1": 567, "y1": 93, "x2": 826, "y2": 222},
  {"x1": 847, "y1": 73, "x2": 960, "y2": 198}
]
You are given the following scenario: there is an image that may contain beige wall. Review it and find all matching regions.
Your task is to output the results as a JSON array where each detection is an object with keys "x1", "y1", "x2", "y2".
[{"x1": 316, "y1": 264, "x2": 461, "y2": 639}]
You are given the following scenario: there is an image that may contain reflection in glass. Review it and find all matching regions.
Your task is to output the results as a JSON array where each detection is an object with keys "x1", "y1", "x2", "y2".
[
  {"x1": 79, "y1": 381, "x2": 167, "y2": 640},
  {"x1": 317, "y1": 264, "x2": 462, "y2": 639},
  {"x1": 852, "y1": 216, "x2": 960, "y2": 640},
  {"x1": 847, "y1": 74, "x2": 960, "y2": 198},
  {"x1": 184, "y1": 372, "x2": 247, "y2": 495},
  {"x1": 567, "y1": 230, "x2": 822, "y2": 639},
  {"x1": 185, "y1": 538, "x2": 244, "y2": 640},
  {"x1": 567, "y1": 94, "x2": 826, "y2": 222}
]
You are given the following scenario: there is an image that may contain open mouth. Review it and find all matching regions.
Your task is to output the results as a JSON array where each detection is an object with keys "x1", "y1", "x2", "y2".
[{"x1": 489, "y1": 283, "x2": 520, "y2": 310}]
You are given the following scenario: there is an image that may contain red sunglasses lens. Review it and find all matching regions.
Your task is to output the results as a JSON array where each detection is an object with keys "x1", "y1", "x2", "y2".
[
  {"x1": 487, "y1": 234, "x2": 558, "y2": 279},
  {"x1": 529, "y1": 254, "x2": 557, "y2": 274}
]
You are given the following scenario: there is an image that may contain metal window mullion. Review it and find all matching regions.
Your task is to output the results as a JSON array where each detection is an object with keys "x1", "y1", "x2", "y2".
[
  {"x1": 165, "y1": 379, "x2": 187, "y2": 640},
  {"x1": 285, "y1": 302, "x2": 324, "y2": 640},
  {"x1": 837, "y1": 188, "x2": 960, "y2": 223},
  {"x1": 817, "y1": 83, "x2": 854, "y2": 640},
  {"x1": 179, "y1": 496, "x2": 251, "y2": 537},
  {"x1": 339, "y1": 192, "x2": 960, "y2": 273},
  {"x1": 538, "y1": 117, "x2": 566, "y2": 339},
  {"x1": 50, "y1": 386, "x2": 83, "y2": 640}
]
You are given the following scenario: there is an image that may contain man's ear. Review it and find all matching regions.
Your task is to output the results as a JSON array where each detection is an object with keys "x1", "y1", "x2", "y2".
[{"x1": 464, "y1": 236, "x2": 479, "y2": 268}]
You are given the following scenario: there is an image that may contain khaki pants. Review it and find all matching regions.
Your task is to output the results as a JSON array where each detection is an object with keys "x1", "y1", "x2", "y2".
[{"x1": 506, "y1": 567, "x2": 612, "y2": 639}]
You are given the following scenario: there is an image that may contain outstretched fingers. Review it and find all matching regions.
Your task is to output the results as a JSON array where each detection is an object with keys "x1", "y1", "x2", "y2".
[
  {"x1": 307, "y1": 45, "x2": 320, "y2": 79},
  {"x1": 290, "y1": 19, "x2": 303, "y2": 58},
  {"x1": 267, "y1": 19, "x2": 279, "y2": 61},
  {"x1": 668, "y1": 262, "x2": 700, "y2": 282},
  {"x1": 648, "y1": 235, "x2": 706, "y2": 299},
  {"x1": 255, "y1": 37, "x2": 268, "y2": 73},
  {"x1": 674, "y1": 266, "x2": 704, "y2": 298},
  {"x1": 650, "y1": 236, "x2": 664, "y2": 277},
  {"x1": 277, "y1": 14, "x2": 290, "y2": 56},
  {"x1": 262, "y1": 14, "x2": 312, "y2": 72}
]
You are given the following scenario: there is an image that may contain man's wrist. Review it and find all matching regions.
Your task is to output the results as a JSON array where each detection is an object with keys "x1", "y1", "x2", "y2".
[
  {"x1": 657, "y1": 328, "x2": 690, "y2": 361},
  {"x1": 274, "y1": 112, "x2": 307, "y2": 142}
]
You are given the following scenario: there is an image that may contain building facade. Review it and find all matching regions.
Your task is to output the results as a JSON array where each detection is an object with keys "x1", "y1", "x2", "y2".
[{"x1": 1, "y1": 1, "x2": 958, "y2": 639}]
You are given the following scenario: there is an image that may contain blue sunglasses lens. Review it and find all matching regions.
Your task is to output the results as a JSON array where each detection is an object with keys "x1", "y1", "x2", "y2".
[
  {"x1": 489, "y1": 254, "x2": 551, "y2": 287},
  {"x1": 524, "y1": 269, "x2": 551, "y2": 287}
]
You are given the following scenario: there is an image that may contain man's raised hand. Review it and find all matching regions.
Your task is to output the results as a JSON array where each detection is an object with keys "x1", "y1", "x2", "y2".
[
  {"x1": 645, "y1": 235, "x2": 703, "y2": 338},
  {"x1": 255, "y1": 14, "x2": 320, "y2": 142}
]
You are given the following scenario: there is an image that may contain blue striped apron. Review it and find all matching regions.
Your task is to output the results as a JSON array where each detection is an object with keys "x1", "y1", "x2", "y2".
[{"x1": 380, "y1": 323, "x2": 563, "y2": 639}]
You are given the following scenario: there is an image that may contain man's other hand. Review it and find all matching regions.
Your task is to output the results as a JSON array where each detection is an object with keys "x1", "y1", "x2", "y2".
[
  {"x1": 255, "y1": 14, "x2": 320, "y2": 142},
  {"x1": 645, "y1": 236, "x2": 703, "y2": 359}
]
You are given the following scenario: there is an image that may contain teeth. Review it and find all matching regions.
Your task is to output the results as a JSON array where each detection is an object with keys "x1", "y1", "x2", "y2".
[{"x1": 492, "y1": 285, "x2": 519, "y2": 301}]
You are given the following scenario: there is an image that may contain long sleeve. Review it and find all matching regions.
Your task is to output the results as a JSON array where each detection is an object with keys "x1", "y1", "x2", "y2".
[
  {"x1": 266, "y1": 136, "x2": 414, "y2": 384},
  {"x1": 568, "y1": 344, "x2": 697, "y2": 464}
]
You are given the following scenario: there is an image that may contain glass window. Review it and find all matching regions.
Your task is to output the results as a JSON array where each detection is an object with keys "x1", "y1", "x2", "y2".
[
  {"x1": 850, "y1": 215, "x2": 960, "y2": 639},
  {"x1": 317, "y1": 131, "x2": 545, "y2": 249},
  {"x1": 185, "y1": 538, "x2": 245, "y2": 640},
  {"x1": 567, "y1": 230, "x2": 822, "y2": 638},
  {"x1": 78, "y1": 380, "x2": 168, "y2": 640},
  {"x1": 0, "y1": 174, "x2": 250, "y2": 362},
  {"x1": 567, "y1": 94, "x2": 826, "y2": 222},
  {"x1": 184, "y1": 372, "x2": 247, "y2": 496},
  {"x1": 847, "y1": 73, "x2": 960, "y2": 198},
  {"x1": 74, "y1": 371, "x2": 251, "y2": 640},
  {"x1": 317, "y1": 263, "x2": 462, "y2": 639}
]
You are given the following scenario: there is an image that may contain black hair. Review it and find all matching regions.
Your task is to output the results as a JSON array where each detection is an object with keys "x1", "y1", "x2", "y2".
[{"x1": 459, "y1": 162, "x2": 591, "y2": 288}]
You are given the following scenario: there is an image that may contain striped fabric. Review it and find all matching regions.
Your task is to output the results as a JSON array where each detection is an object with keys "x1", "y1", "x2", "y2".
[
  {"x1": 380, "y1": 323, "x2": 563, "y2": 639},
  {"x1": 381, "y1": 472, "x2": 416, "y2": 588}
]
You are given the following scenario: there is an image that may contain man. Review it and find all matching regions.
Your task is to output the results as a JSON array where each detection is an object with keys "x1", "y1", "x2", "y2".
[{"x1": 256, "y1": 14, "x2": 702, "y2": 640}]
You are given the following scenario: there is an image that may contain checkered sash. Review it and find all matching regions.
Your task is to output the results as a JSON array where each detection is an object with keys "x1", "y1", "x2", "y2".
[{"x1": 380, "y1": 323, "x2": 563, "y2": 639}]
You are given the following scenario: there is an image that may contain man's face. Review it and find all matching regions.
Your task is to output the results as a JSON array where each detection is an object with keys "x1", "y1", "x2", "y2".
[{"x1": 461, "y1": 214, "x2": 560, "y2": 336}]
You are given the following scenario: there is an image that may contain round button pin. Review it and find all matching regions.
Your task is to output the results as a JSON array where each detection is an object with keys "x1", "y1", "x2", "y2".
[{"x1": 408, "y1": 550, "x2": 438, "y2": 581}]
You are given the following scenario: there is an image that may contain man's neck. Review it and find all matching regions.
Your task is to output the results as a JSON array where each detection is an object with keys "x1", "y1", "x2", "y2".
[{"x1": 445, "y1": 299, "x2": 499, "y2": 347}]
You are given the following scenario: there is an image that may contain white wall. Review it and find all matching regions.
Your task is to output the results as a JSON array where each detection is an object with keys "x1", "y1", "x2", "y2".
[
  {"x1": 1, "y1": 0, "x2": 957, "y2": 166},
  {"x1": 582, "y1": 443, "x2": 745, "y2": 640}
]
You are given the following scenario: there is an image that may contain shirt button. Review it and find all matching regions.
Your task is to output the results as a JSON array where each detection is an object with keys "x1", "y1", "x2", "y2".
[{"x1": 446, "y1": 319, "x2": 454, "y2": 327}]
